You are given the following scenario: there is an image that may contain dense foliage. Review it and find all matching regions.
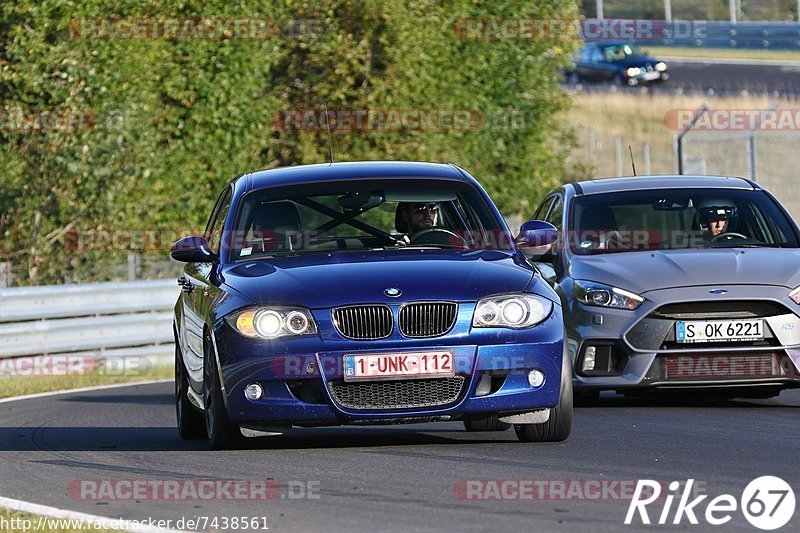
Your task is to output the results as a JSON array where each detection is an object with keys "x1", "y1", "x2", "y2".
[{"x1": 0, "y1": 0, "x2": 580, "y2": 285}]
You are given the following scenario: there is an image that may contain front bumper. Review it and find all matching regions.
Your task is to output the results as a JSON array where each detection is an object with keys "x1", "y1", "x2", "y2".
[
  {"x1": 565, "y1": 285, "x2": 800, "y2": 391},
  {"x1": 212, "y1": 306, "x2": 565, "y2": 425}
]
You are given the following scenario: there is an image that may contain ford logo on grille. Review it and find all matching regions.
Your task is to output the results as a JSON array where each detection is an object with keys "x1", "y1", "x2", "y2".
[
  {"x1": 709, "y1": 288, "x2": 728, "y2": 295},
  {"x1": 385, "y1": 288, "x2": 402, "y2": 297}
]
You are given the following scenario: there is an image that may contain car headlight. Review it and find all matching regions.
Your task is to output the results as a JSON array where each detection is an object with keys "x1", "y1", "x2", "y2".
[
  {"x1": 655, "y1": 62, "x2": 667, "y2": 72},
  {"x1": 789, "y1": 286, "x2": 800, "y2": 305},
  {"x1": 574, "y1": 280, "x2": 644, "y2": 310},
  {"x1": 626, "y1": 67, "x2": 641, "y2": 77},
  {"x1": 473, "y1": 294, "x2": 553, "y2": 329},
  {"x1": 226, "y1": 307, "x2": 318, "y2": 339}
]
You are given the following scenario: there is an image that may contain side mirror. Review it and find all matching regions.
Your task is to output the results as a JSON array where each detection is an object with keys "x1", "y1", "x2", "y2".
[
  {"x1": 170, "y1": 236, "x2": 217, "y2": 263},
  {"x1": 515, "y1": 220, "x2": 558, "y2": 260}
]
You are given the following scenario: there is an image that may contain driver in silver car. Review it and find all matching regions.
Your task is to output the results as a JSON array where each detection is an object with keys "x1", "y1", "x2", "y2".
[{"x1": 697, "y1": 199, "x2": 738, "y2": 241}]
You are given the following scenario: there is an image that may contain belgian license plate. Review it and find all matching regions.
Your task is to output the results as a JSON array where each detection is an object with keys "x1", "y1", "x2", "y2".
[
  {"x1": 675, "y1": 319, "x2": 763, "y2": 343},
  {"x1": 343, "y1": 351, "x2": 455, "y2": 381}
]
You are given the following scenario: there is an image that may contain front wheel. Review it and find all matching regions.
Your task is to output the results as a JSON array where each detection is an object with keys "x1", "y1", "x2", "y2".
[
  {"x1": 515, "y1": 354, "x2": 573, "y2": 442},
  {"x1": 203, "y1": 333, "x2": 243, "y2": 450},
  {"x1": 463, "y1": 415, "x2": 511, "y2": 432},
  {"x1": 175, "y1": 338, "x2": 205, "y2": 439}
]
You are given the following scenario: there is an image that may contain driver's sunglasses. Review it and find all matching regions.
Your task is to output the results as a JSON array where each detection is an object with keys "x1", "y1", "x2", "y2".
[{"x1": 412, "y1": 203, "x2": 439, "y2": 214}]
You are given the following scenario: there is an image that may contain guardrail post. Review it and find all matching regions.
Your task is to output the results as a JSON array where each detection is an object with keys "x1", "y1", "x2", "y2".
[
  {"x1": 0, "y1": 263, "x2": 10, "y2": 288},
  {"x1": 127, "y1": 253, "x2": 140, "y2": 280}
]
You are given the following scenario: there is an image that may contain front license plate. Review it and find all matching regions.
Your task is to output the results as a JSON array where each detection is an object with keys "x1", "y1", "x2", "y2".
[
  {"x1": 343, "y1": 351, "x2": 455, "y2": 381},
  {"x1": 665, "y1": 354, "x2": 778, "y2": 379},
  {"x1": 642, "y1": 71, "x2": 660, "y2": 81},
  {"x1": 675, "y1": 319, "x2": 763, "y2": 343}
]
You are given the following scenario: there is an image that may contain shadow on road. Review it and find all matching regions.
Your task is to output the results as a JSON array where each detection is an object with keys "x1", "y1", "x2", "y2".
[
  {"x1": 576, "y1": 389, "x2": 800, "y2": 409},
  {"x1": 0, "y1": 424, "x2": 516, "y2": 452}
]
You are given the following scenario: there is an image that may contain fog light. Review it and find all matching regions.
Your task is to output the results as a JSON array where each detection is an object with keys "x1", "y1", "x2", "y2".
[
  {"x1": 528, "y1": 369, "x2": 545, "y2": 388},
  {"x1": 244, "y1": 383, "x2": 263, "y2": 401},
  {"x1": 582, "y1": 346, "x2": 597, "y2": 372}
]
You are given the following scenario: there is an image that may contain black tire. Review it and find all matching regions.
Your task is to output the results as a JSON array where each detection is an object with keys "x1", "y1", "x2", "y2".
[
  {"x1": 203, "y1": 332, "x2": 244, "y2": 450},
  {"x1": 574, "y1": 390, "x2": 600, "y2": 406},
  {"x1": 175, "y1": 337, "x2": 205, "y2": 439},
  {"x1": 612, "y1": 73, "x2": 624, "y2": 87},
  {"x1": 463, "y1": 415, "x2": 511, "y2": 432},
  {"x1": 567, "y1": 72, "x2": 580, "y2": 86},
  {"x1": 515, "y1": 354, "x2": 573, "y2": 442}
]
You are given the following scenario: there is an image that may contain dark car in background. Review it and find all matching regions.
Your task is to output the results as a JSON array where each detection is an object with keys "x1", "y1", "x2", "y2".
[
  {"x1": 527, "y1": 175, "x2": 800, "y2": 400},
  {"x1": 171, "y1": 161, "x2": 571, "y2": 449},
  {"x1": 565, "y1": 41, "x2": 669, "y2": 86}
]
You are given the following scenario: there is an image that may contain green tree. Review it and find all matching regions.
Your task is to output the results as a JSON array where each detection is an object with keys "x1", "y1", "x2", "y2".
[{"x1": 0, "y1": 0, "x2": 581, "y2": 285}]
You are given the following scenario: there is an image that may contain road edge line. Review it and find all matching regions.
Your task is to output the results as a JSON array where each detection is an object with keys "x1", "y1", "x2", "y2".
[
  {"x1": 0, "y1": 379, "x2": 172, "y2": 404},
  {"x1": 0, "y1": 495, "x2": 186, "y2": 533},
  {"x1": 0, "y1": 379, "x2": 185, "y2": 532}
]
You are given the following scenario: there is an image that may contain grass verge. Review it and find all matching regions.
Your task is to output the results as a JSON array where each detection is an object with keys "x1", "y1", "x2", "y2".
[
  {"x1": 645, "y1": 45, "x2": 800, "y2": 62},
  {"x1": 0, "y1": 364, "x2": 172, "y2": 400},
  {"x1": 567, "y1": 89, "x2": 795, "y2": 177},
  {"x1": 0, "y1": 508, "x2": 125, "y2": 533}
]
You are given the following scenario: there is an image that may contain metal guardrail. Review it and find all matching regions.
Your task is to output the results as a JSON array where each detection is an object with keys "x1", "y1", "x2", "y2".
[
  {"x1": 584, "y1": 21, "x2": 800, "y2": 50},
  {"x1": 0, "y1": 279, "x2": 178, "y2": 361}
]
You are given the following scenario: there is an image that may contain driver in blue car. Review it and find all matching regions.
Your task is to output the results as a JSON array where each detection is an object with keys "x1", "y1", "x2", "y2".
[{"x1": 398, "y1": 202, "x2": 440, "y2": 237}]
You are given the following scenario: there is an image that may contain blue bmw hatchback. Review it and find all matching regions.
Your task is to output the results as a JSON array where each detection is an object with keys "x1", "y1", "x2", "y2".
[{"x1": 171, "y1": 162, "x2": 570, "y2": 449}]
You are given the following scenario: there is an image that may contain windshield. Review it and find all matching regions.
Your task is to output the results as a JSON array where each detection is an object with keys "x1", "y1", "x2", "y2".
[
  {"x1": 602, "y1": 44, "x2": 646, "y2": 61},
  {"x1": 569, "y1": 188, "x2": 798, "y2": 254},
  {"x1": 228, "y1": 178, "x2": 512, "y2": 261}
]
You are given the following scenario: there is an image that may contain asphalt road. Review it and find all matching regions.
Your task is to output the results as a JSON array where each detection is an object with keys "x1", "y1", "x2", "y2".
[
  {"x1": 1, "y1": 382, "x2": 798, "y2": 532},
  {"x1": 666, "y1": 59, "x2": 800, "y2": 96},
  {"x1": 574, "y1": 59, "x2": 800, "y2": 97}
]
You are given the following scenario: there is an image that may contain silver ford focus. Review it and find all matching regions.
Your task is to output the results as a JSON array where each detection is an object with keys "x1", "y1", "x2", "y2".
[{"x1": 528, "y1": 175, "x2": 800, "y2": 399}]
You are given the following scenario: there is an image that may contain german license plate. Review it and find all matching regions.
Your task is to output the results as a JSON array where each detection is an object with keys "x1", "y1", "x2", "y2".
[
  {"x1": 343, "y1": 351, "x2": 455, "y2": 381},
  {"x1": 675, "y1": 319, "x2": 763, "y2": 343},
  {"x1": 665, "y1": 354, "x2": 777, "y2": 379}
]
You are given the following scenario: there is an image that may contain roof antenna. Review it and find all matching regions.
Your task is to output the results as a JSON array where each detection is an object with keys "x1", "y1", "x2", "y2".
[
  {"x1": 324, "y1": 101, "x2": 334, "y2": 165},
  {"x1": 628, "y1": 145, "x2": 637, "y2": 176}
]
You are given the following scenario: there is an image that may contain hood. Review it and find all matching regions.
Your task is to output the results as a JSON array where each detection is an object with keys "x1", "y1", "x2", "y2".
[
  {"x1": 222, "y1": 249, "x2": 535, "y2": 308},
  {"x1": 616, "y1": 56, "x2": 657, "y2": 68},
  {"x1": 569, "y1": 248, "x2": 800, "y2": 295}
]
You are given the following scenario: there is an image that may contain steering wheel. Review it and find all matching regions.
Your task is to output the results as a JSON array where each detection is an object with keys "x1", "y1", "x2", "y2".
[
  {"x1": 409, "y1": 228, "x2": 469, "y2": 248},
  {"x1": 711, "y1": 232, "x2": 748, "y2": 242}
]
